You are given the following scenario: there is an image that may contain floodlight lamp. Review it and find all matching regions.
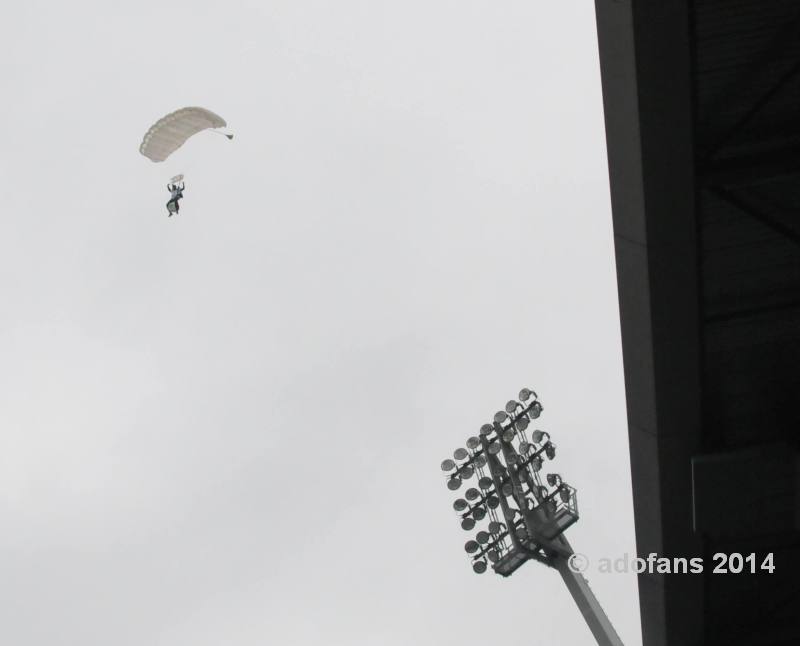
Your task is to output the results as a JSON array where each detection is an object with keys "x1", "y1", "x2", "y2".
[
  {"x1": 494, "y1": 411, "x2": 508, "y2": 424},
  {"x1": 505, "y1": 400, "x2": 518, "y2": 413},
  {"x1": 447, "y1": 477, "x2": 462, "y2": 491},
  {"x1": 473, "y1": 560, "x2": 487, "y2": 574},
  {"x1": 454, "y1": 447, "x2": 469, "y2": 461},
  {"x1": 441, "y1": 459, "x2": 455, "y2": 472},
  {"x1": 519, "y1": 388, "x2": 533, "y2": 401},
  {"x1": 530, "y1": 430, "x2": 545, "y2": 443},
  {"x1": 545, "y1": 443, "x2": 556, "y2": 460},
  {"x1": 559, "y1": 487, "x2": 571, "y2": 503},
  {"x1": 546, "y1": 473, "x2": 561, "y2": 487},
  {"x1": 480, "y1": 423, "x2": 494, "y2": 436}
]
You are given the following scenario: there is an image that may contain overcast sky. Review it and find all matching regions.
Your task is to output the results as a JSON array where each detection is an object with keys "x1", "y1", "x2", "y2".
[{"x1": 0, "y1": 1, "x2": 640, "y2": 644}]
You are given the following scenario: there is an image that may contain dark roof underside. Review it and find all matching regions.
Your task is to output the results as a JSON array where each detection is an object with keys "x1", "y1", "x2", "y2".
[{"x1": 595, "y1": 1, "x2": 800, "y2": 644}]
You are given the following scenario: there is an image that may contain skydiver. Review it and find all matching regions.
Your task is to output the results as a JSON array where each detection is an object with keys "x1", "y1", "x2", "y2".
[{"x1": 166, "y1": 181, "x2": 184, "y2": 217}]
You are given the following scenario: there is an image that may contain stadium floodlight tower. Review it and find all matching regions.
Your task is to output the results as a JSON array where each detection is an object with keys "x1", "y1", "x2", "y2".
[{"x1": 440, "y1": 388, "x2": 624, "y2": 646}]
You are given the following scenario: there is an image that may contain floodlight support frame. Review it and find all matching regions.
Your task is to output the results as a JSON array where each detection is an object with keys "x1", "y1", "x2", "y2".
[{"x1": 448, "y1": 391, "x2": 625, "y2": 646}]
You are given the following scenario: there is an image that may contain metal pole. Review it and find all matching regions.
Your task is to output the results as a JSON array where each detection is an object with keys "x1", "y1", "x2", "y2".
[
  {"x1": 498, "y1": 418, "x2": 625, "y2": 645},
  {"x1": 552, "y1": 538, "x2": 625, "y2": 646}
]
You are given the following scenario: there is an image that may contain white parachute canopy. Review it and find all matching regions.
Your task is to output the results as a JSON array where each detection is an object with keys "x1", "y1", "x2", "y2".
[{"x1": 139, "y1": 107, "x2": 231, "y2": 162}]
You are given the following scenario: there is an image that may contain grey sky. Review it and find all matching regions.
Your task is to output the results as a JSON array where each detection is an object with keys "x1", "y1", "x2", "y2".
[{"x1": 1, "y1": 1, "x2": 640, "y2": 644}]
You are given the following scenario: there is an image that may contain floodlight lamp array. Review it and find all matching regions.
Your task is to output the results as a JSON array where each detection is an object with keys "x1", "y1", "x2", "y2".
[{"x1": 441, "y1": 388, "x2": 577, "y2": 574}]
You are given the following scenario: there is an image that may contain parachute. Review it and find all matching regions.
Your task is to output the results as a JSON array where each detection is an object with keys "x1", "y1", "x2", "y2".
[{"x1": 139, "y1": 107, "x2": 232, "y2": 162}]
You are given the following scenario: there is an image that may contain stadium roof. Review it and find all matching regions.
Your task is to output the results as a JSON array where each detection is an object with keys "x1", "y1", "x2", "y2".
[{"x1": 594, "y1": 1, "x2": 800, "y2": 644}]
